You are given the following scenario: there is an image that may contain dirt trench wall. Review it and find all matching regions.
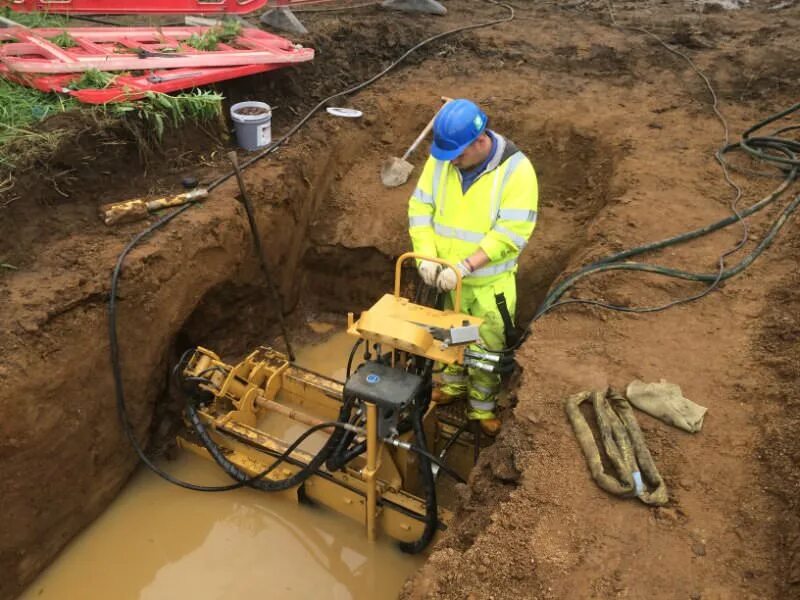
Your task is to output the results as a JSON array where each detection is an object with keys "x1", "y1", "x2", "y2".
[
  {"x1": 0, "y1": 123, "x2": 358, "y2": 599},
  {"x1": 0, "y1": 206, "x2": 246, "y2": 599}
]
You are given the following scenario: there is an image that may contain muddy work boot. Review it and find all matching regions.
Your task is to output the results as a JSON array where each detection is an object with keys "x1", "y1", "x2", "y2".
[
  {"x1": 478, "y1": 417, "x2": 502, "y2": 437},
  {"x1": 431, "y1": 387, "x2": 465, "y2": 405},
  {"x1": 468, "y1": 407, "x2": 502, "y2": 437}
]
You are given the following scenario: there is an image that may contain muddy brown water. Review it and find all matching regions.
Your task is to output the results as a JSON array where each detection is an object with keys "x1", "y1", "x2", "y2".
[{"x1": 20, "y1": 330, "x2": 423, "y2": 600}]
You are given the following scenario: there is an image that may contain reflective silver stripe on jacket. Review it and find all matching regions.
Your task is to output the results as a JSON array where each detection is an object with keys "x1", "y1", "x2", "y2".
[
  {"x1": 432, "y1": 160, "x2": 446, "y2": 216},
  {"x1": 491, "y1": 152, "x2": 527, "y2": 225},
  {"x1": 409, "y1": 215, "x2": 433, "y2": 228},
  {"x1": 412, "y1": 188, "x2": 434, "y2": 206},
  {"x1": 434, "y1": 222, "x2": 484, "y2": 244},
  {"x1": 498, "y1": 208, "x2": 537, "y2": 222},
  {"x1": 471, "y1": 258, "x2": 518, "y2": 277},
  {"x1": 492, "y1": 224, "x2": 528, "y2": 250}
]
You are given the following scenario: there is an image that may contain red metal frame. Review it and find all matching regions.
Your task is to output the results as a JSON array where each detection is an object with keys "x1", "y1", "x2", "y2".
[
  {"x1": 7, "y1": 0, "x2": 269, "y2": 15},
  {"x1": 0, "y1": 26, "x2": 314, "y2": 73},
  {"x1": 0, "y1": 63, "x2": 285, "y2": 103},
  {"x1": 5, "y1": 0, "x2": 342, "y2": 14}
]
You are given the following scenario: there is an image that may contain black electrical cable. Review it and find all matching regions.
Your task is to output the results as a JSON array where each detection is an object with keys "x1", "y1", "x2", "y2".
[
  {"x1": 489, "y1": 3, "x2": 799, "y2": 341},
  {"x1": 68, "y1": 14, "x2": 124, "y2": 26},
  {"x1": 334, "y1": 440, "x2": 368, "y2": 468},
  {"x1": 346, "y1": 338, "x2": 363, "y2": 379},
  {"x1": 397, "y1": 397, "x2": 438, "y2": 554},
  {"x1": 325, "y1": 392, "x2": 359, "y2": 471},
  {"x1": 439, "y1": 420, "x2": 469, "y2": 462},
  {"x1": 202, "y1": 0, "x2": 515, "y2": 193},
  {"x1": 495, "y1": 105, "x2": 800, "y2": 349},
  {"x1": 108, "y1": 0, "x2": 516, "y2": 491},
  {"x1": 186, "y1": 401, "x2": 356, "y2": 491},
  {"x1": 520, "y1": 9, "x2": 800, "y2": 328},
  {"x1": 228, "y1": 151, "x2": 295, "y2": 361},
  {"x1": 403, "y1": 440, "x2": 466, "y2": 485}
]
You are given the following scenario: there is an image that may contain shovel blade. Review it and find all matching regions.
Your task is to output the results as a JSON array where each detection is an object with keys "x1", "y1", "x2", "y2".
[{"x1": 381, "y1": 157, "x2": 415, "y2": 188}]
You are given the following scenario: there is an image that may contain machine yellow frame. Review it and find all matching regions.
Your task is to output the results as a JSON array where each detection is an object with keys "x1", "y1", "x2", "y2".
[{"x1": 179, "y1": 253, "x2": 483, "y2": 545}]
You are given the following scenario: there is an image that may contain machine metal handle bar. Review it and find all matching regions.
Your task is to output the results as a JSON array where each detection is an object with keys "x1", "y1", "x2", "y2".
[{"x1": 395, "y1": 251, "x2": 462, "y2": 309}]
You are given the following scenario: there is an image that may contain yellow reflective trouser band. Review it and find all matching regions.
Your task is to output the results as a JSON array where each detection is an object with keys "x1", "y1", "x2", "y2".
[
  {"x1": 468, "y1": 370, "x2": 500, "y2": 412},
  {"x1": 468, "y1": 399, "x2": 495, "y2": 411},
  {"x1": 471, "y1": 381, "x2": 497, "y2": 396},
  {"x1": 440, "y1": 364, "x2": 467, "y2": 397},
  {"x1": 442, "y1": 372, "x2": 467, "y2": 383}
]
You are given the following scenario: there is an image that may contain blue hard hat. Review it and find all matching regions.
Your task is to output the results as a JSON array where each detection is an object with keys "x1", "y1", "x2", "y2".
[{"x1": 430, "y1": 99, "x2": 488, "y2": 161}]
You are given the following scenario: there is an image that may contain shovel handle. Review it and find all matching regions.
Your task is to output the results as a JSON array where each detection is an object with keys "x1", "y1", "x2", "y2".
[{"x1": 401, "y1": 97, "x2": 453, "y2": 161}]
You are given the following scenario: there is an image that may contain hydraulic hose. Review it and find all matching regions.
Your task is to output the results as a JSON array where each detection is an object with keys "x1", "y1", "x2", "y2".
[
  {"x1": 346, "y1": 338, "x2": 363, "y2": 379},
  {"x1": 434, "y1": 420, "x2": 470, "y2": 482},
  {"x1": 185, "y1": 400, "x2": 355, "y2": 491},
  {"x1": 108, "y1": 0, "x2": 515, "y2": 491},
  {"x1": 325, "y1": 392, "x2": 359, "y2": 471},
  {"x1": 397, "y1": 397, "x2": 438, "y2": 554}
]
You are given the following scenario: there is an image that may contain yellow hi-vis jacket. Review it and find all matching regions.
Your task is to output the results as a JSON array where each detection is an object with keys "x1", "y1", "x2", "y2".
[{"x1": 408, "y1": 133, "x2": 538, "y2": 286}]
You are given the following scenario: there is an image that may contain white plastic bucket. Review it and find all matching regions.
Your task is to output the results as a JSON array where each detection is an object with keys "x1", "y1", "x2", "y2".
[{"x1": 230, "y1": 101, "x2": 272, "y2": 151}]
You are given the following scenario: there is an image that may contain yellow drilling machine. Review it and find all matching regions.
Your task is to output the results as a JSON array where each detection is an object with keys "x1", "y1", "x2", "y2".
[{"x1": 177, "y1": 253, "x2": 514, "y2": 552}]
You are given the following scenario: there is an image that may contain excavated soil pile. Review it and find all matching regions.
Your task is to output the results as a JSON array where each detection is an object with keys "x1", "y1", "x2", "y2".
[{"x1": 2, "y1": 1, "x2": 799, "y2": 599}]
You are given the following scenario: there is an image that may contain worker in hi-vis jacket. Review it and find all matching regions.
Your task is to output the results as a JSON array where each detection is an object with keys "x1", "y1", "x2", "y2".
[{"x1": 408, "y1": 98, "x2": 538, "y2": 436}]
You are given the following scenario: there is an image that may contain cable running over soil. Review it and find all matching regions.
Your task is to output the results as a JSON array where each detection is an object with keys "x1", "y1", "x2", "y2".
[{"x1": 521, "y1": 7, "x2": 800, "y2": 331}]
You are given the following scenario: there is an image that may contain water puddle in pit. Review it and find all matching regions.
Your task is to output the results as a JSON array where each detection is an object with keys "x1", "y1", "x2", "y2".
[{"x1": 21, "y1": 331, "x2": 424, "y2": 600}]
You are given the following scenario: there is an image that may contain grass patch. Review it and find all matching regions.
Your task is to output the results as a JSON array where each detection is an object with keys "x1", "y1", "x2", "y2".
[
  {"x1": 0, "y1": 7, "x2": 71, "y2": 27},
  {"x1": 0, "y1": 77, "x2": 224, "y2": 172},
  {"x1": 69, "y1": 68, "x2": 118, "y2": 90},
  {"x1": 184, "y1": 21, "x2": 242, "y2": 51},
  {"x1": 0, "y1": 79, "x2": 77, "y2": 157},
  {"x1": 46, "y1": 30, "x2": 77, "y2": 48},
  {"x1": 105, "y1": 89, "x2": 224, "y2": 143}
]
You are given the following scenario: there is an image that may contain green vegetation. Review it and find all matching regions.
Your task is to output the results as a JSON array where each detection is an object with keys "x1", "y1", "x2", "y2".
[
  {"x1": 46, "y1": 30, "x2": 78, "y2": 48},
  {"x1": 0, "y1": 7, "x2": 70, "y2": 27},
  {"x1": 0, "y1": 75, "x2": 223, "y2": 170},
  {"x1": 106, "y1": 89, "x2": 224, "y2": 140},
  {"x1": 0, "y1": 78, "x2": 76, "y2": 153},
  {"x1": 0, "y1": 12, "x2": 226, "y2": 187},
  {"x1": 184, "y1": 20, "x2": 242, "y2": 51},
  {"x1": 69, "y1": 69, "x2": 118, "y2": 90}
]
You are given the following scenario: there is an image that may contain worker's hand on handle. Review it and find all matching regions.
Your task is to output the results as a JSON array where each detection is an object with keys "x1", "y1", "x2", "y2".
[
  {"x1": 436, "y1": 261, "x2": 471, "y2": 292},
  {"x1": 418, "y1": 260, "x2": 440, "y2": 286}
]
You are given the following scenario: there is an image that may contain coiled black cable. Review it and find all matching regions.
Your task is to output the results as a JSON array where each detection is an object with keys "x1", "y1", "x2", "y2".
[{"x1": 483, "y1": 103, "x2": 800, "y2": 354}]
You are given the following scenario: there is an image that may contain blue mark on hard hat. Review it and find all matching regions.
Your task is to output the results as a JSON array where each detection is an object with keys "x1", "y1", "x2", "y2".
[{"x1": 366, "y1": 374, "x2": 380, "y2": 384}]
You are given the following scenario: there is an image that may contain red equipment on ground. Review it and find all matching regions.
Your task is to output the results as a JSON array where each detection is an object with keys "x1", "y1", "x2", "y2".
[
  {"x1": 0, "y1": 26, "x2": 314, "y2": 73},
  {"x1": 6, "y1": 0, "x2": 269, "y2": 14},
  {"x1": 0, "y1": 63, "x2": 284, "y2": 103},
  {"x1": 0, "y1": 26, "x2": 313, "y2": 102}
]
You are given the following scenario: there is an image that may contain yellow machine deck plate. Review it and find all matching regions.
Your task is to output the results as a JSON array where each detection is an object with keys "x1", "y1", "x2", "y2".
[{"x1": 348, "y1": 293, "x2": 483, "y2": 365}]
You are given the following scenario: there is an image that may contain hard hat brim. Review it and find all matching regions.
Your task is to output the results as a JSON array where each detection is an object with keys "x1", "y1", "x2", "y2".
[{"x1": 430, "y1": 139, "x2": 470, "y2": 161}]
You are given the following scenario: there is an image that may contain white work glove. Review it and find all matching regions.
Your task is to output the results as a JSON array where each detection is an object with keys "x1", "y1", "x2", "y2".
[
  {"x1": 417, "y1": 260, "x2": 440, "y2": 286},
  {"x1": 436, "y1": 261, "x2": 471, "y2": 292}
]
